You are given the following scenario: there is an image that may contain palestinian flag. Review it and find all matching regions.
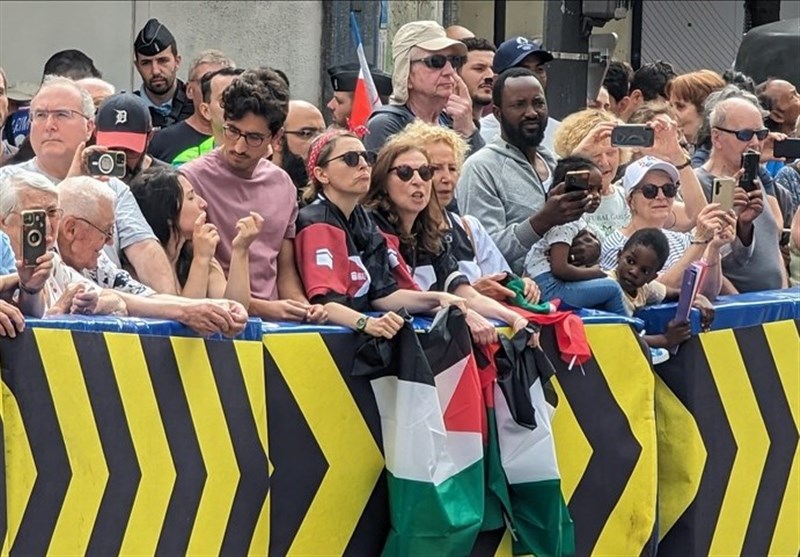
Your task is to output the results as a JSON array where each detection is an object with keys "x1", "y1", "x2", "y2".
[
  {"x1": 478, "y1": 333, "x2": 575, "y2": 557},
  {"x1": 354, "y1": 307, "x2": 484, "y2": 556}
]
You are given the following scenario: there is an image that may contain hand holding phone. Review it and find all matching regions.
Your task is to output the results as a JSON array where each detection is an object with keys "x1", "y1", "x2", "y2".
[
  {"x1": 87, "y1": 150, "x2": 127, "y2": 179},
  {"x1": 564, "y1": 170, "x2": 590, "y2": 193},
  {"x1": 611, "y1": 125, "x2": 655, "y2": 148},
  {"x1": 739, "y1": 150, "x2": 760, "y2": 192},
  {"x1": 21, "y1": 210, "x2": 47, "y2": 267},
  {"x1": 773, "y1": 138, "x2": 800, "y2": 160},
  {"x1": 711, "y1": 177, "x2": 736, "y2": 213}
]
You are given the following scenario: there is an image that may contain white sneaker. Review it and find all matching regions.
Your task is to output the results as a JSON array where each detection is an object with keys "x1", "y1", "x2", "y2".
[{"x1": 650, "y1": 347, "x2": 670, "y2": 365}]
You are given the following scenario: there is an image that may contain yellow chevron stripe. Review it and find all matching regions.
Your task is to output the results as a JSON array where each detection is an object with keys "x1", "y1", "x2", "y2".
[
  {"x1": 105, "y1": 333, "x2": 176, "y2": 556},
  {"x1": 171, "y1": 337, "x2": 239, "y2": 556},
  {"x1": 235, "y1": 339, "x2": 270, "y2": 556},
  {"x1": 264, "y1": 333, "x2": 383, "y2": 556},
  {"x1": 586, "y1": 324, "x2": 657, "y2": 556},
  {"x1": 493, "y1": 529, "x2": 515, "y2": 556},
  {"x1": 654, "y1": 374, "x2": 706, "y2": 541},
  {"x1": 763, "y1": 321, "x2": 800, "y2": 556},
  {"x1": 35, "y1": 328, "x2": 108, "y2": 555},
  {"x1": 702, "y1": 329, "x2": 770, "y2": 556},
  {"x1": 1, "y1": 381, "x2": 37, "y2": 555},
  {"x1": 551, "y1": 378, "x2": 592, "y2": 503}
]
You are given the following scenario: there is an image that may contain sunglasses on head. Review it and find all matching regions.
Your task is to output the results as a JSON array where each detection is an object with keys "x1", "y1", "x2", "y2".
[
  {"x1": 411, "y1": 54, "x2": 465, "y2": 71},
  {"x1": 390, "y1": 164, "x2": 434, "y2": 182},
  {"x1": 322, "y1": 150, "x2": 377, "y2": 167},
  {"x1": 714, "y1": 126, "x2": 769, "y2": 142},
  {"x1": 637, "y1": 183, "x2": 679, "y2": 199}
]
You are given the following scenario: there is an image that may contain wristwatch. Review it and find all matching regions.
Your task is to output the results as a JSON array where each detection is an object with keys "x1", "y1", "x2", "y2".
[{"x1": 355, "y1": 315, "x2": 369, "y2": 332}]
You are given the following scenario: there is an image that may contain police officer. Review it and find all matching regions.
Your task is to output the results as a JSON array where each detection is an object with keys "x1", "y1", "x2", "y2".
[{"x1": 326, "y1": 63, "x2": 392, "y2": 128}]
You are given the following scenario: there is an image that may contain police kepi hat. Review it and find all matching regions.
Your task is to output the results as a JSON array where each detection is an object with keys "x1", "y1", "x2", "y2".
[
  {"x1": 327, "y1": 63, "x2": 393, "y2": 97},
  {"x1": 134, "y1": 18, "x2": 176, "y2": 56}
]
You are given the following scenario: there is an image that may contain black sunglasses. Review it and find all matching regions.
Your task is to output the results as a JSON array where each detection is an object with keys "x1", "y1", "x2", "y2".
[
  {"x1": 714, "y1": 126, "x2": 769, "y2": 142},
  {"x1": 637, "y1": 183, "x2": 679, "y2": 199},
  {"x1": 411, "y1": 54, "x2": 465, "y2": 71},
  {"x1": 390, "y1": 164, "x2": 434, "y2": 182},
  {"x1": 323, "y1": 150, "x2": 377, "y2": 167}
]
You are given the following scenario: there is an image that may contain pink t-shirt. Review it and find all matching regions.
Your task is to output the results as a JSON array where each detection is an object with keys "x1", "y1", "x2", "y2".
[{"x1": 180, "y1": 148, "x2": 297, "y2": 300}]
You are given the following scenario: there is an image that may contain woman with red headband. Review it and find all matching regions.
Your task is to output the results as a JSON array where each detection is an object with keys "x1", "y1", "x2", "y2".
[{"x1": 294, "y1": 130, "x2": 467, "y2": 339}]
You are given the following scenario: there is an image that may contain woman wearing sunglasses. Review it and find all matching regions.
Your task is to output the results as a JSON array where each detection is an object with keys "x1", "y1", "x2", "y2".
[
  {"x1": 600, "y1": 156, "x2": 733, "y2": 299},
  {"x1": 363, "y1": 137, "x2": 536, "y2": 346},
  {"x1": 293, "y1": 130, "x2": 467, "y2": 339}
]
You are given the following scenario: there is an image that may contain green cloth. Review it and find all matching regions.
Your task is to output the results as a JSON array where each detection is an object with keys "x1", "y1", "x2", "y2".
[
  {"x1": 504, "y1": 276, "x2": 554, "y2": 314},
  {"x1": 172, "y1": 136, "x2": 215, "y2": 166}
]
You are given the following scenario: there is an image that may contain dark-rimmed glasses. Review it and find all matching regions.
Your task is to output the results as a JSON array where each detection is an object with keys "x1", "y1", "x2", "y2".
[
  {"x1": 390, "y1": 164, "x2": 434, "y2": 182},
  {"x1": 75, "y1": 216, "x2": 115, "y2": 243},
  {"x1": 411, "y1": 54, "x2": 465, "y2": 71},
  {"x1": 223, "y1": 124, "x2": 269, "y2": 147},
  {"x1": 636, "y1": 183, "x2": 679, "y2": 199},
  {"x1": 322, "y1": 151, "x2": 377, "y2": 167},
  {"x1": 714, "y1": 126, "x2": 769, "y2": 142}
]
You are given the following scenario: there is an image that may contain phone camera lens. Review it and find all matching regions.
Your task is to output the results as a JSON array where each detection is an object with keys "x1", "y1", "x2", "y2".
[
  {"x1": 97, "y1": 153, "x2": 114, "y2": 174},
  {"x1": 27, "y1": 230, "x2": 42, "y2": 247}
]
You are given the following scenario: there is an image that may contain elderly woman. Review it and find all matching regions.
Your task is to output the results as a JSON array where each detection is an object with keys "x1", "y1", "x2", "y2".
[
  {"x1": 599, "y1": 157, "x2": 734, "y2": 299},
  {"x1": 293, "y1": 129, "x2": 467, "y2": 339},
  {"x1": 555, "y1": 107, "x2": 708, "y2": 237},
  {"x1": 392, "y1": 120, "x2": 540, "y2": 303},
  {"x1": 363, "y1": 137, "x2": 535, "y2": 345}
]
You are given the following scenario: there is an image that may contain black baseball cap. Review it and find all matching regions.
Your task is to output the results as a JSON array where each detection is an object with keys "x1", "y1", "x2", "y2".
[
  {"x1": 493, "y1": 36, "x2": 554, "y2": 74},
  {"x1": 95, "y1": 93, "x2": 152, "y2": 153},
  {"x1": 134, "y1": 18, "x2": 176, "y2": 57},
  {"x1": 328, "y1": 63, "x2": 393, "y2": 97}
]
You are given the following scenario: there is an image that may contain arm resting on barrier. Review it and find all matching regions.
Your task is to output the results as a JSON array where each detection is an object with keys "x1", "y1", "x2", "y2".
[
  {"x1": 117, "y1": 292, "x2": 246, "y2": 336},
  {"x1": 124, "y1": 239, "x2": 178, "y2": 295}
]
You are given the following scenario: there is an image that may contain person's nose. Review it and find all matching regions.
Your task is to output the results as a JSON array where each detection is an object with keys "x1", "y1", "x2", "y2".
[
  {"x1": 234, "y1": 135, "x2": 249, "y2": 153},
  {"x1": 326, "y1": 97, "x2": 336, "y2": 111}
]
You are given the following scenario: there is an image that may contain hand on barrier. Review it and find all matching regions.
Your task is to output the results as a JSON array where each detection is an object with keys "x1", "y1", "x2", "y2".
[
  {"x1": 363, "y1": 312, "x2": 404, "y2": 339},
  {"x1": 16, "y1": 252, "x2": 55, "y2": 294},
  {"x1": 664, "y1": 319, "x2": 692, "y2": 347},
  {"x1": 512, "y1": 316, "x2": 540, "y2": 348},
  {"x1": 433, "y1": 292, "x2": 468, "y2": 314},
  {"x1": 465, "y1": 309, "x2": 498, "y2": 345},
  {"x1": 219, "y1": 299, "x2": 249, "y2": 337},
  {"x1": 178, "y1": 299, "x2": 241, "y2": 336},
  {"x1": 69, "y1": 287, "x2": 99, "y2": 315},
  {"x1": 192, "y1": 211, "x2": 220, "y2": 261},
  {"x1": 305, "y1": 303, "x2": 328, "y2": 324},
  {"x1": 232, "y1": 212, "x2": 265, "y2": 251},
  {"x1": 691, "y1": 294, "x2": 715, "y2": 332},
  {"x1": 0, "y1": 300, "x2": 24, "y2": 338},
  {"x1": 47, "y1": 282, "x2": 91, "y2": 316}
]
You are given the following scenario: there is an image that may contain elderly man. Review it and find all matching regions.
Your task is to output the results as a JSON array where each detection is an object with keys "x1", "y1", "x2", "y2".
[
  {"x1": 0, "y1": 171, "x2": 126, "y2": 317},
  {"x1": 695, "y1": 89, "x2": 786, "y2": 292},
  {"x1": 326, "y1": 63, "x2": 392, "y2": 128},
  {"x1": 364, "y1": 20, "x2": 484, "y2": 154},
  {"x1": 457, "y1": 68, "x2": 591, "y2": 274},
  {"x1": 758, "y1": 78, "x2": 800, "y2": 136},
  {"x1": 56, "y1": 176, "x2": 248, "y2": 336},
  {"x1": 133, "y1": 18, "x2": 192, "y2": 129},
  {"x1": 149, "y1": 50, "x2": 234, "y2": 165},
  {"x1": 76, "y1": 77, "x2": 115, "y2": 109},
  {"x1": 0, "y1": 76, "x2": 176, "y2": 294},
  {"x1": 272, "y1": 100, "x2": 326, "y2": 191}
]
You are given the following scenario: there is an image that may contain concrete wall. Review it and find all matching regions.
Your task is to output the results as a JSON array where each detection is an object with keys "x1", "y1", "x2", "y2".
[{"x1": 0, "y1": 0, "x2": 323, "y2": 104}]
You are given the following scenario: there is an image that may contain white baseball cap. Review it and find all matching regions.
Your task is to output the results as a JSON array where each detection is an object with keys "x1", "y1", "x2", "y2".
[{"x1": 622, "y1": 156, "x2": 680, "y2": 197}]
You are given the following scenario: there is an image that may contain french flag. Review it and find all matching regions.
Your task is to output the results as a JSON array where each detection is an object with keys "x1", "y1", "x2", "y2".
[{"x1": 348, "y1": 12, "x2": 382, "y2": 131}]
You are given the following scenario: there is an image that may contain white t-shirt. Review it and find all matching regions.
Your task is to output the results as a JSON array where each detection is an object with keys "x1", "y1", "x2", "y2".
[
  {"x1": 584, "y1": 182, "x2": 631, "y2": 241},
  {"x1": 453, "y1": 214, "x2": 512, "y2": 281},
  {"x1": 523, "y1": 218, "x2": 586, "y2": 278},
  {"x1": 14, "y1": 251, "x2": 100, "y2": 311}
]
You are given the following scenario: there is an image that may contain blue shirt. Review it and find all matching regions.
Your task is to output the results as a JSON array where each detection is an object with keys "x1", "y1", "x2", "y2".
[
  {"x1": 0, "y1": 232, "x2": 16, "y2": 274},
  {"x1": 136, "y1": 90, "x2": 172, "y2": 117}
]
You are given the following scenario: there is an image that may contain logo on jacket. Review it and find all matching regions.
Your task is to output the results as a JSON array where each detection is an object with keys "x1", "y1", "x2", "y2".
[{"x1": 315, "y1": 248, "x2": 333, "y2": 269}]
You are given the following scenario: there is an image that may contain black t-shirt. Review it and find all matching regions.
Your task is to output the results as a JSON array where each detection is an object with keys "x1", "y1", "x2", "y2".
[{"x1": 148, "y1": 121, "x2": 210, "y2": 164}]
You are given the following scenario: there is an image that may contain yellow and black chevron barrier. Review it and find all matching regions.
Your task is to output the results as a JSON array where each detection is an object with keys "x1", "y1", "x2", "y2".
[{"x1": 655, "y1": 319, "x2": 800, "y2": 557}]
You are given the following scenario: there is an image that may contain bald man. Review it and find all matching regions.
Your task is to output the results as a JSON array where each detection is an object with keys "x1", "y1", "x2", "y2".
[
  {"x1": 273, "y1": 100, "x2": 326, "y2": 194},
  {"x1": 446, "y1": 25, "x2": 475, "y2": 41},
  {"x1": 76, "y1": 77, "x2": 115, "y2": 109}
]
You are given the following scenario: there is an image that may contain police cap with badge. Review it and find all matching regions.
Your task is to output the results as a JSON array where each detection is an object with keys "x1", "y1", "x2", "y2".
[
  {"x1": 134, "y1": 18, "x2": 176, "y2": 56},
  {"x1": 327, "y1": 63, "x2": 393, "y2": 97}
]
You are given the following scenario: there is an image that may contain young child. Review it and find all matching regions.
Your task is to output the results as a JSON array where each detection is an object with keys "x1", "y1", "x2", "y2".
[
  {"x1": 610, "y1": 227, "x2": 714, "y2": 351},
  {"x1": 523, "y1": 156, "x2": 629, "y2": 315}
]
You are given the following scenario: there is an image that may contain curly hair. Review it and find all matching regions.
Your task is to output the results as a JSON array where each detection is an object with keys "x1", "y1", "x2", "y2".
[
  {"x1": 222, "y1": 69, "x2": 287, "y2": 134},
  {"x1": 552, "y1": 108, "x2": 621, "y2": 158},
  {"x1": 393, "y1": 120, "x2": 468, "y2": 169},
  {"x1": 363, "y1": 139, "x2": 444, "y2": 258}
]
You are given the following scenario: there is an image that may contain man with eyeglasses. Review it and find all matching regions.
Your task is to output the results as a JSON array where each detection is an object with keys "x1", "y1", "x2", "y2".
[
  {"x1": 180, "y1": 69, "x2": 327, "y2": 324},
  {"x1": 148, "y1": 50, "x2": 234, "y2": 165},
  {"x1": 364, "y1": 20, "x2": 484, "y2": 155},
  {"x1": 695, "y1": 93, "x2": 787, "y2": 291},
  {"x1": 272, "y1": 100, "x2": 326, "y2": 193},
  {"x1": 0, "y1": 75, "x2": 177, "y2": 295}
]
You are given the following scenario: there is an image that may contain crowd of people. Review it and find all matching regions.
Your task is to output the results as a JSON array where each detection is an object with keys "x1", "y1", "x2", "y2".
[{"x1": 0, "y1": 16, "x2": 798, "y2": 351}]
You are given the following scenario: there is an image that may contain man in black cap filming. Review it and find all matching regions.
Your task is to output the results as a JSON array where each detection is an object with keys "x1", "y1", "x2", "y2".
[
  {"x1": 326, "y1": 63, "x2": 392, "y2": 129},
  {"x1": 133, "y1": 18, "x2": 193, "y2": 129}
]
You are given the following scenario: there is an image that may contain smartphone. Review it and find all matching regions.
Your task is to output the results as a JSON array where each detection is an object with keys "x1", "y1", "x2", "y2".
[
  {"x1": 773, "y1": 138, "x2": 800, "y2": 159},
  {"x1": 611, "y1": 125, "x2": 655, "y2": 148},
  {"x1": 21, "y1": 209, "x2": 47, "y2": 267},
  {"x1": 711, "y1": 177, "x2": 736, "y2": 212},
  {"x1": 87, "y1": 150, "x2": 126, "y2": 179},
  {"x1": 739, "y1": 150, "x2": 760, "y2": 192},
  {"x1": 565, "y1": 170, "x2": 590, "y2": 193}
]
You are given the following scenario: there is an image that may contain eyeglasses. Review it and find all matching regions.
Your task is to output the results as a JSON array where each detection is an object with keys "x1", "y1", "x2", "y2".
[
  {"x1": 13, "y1": 208, "x2": 64, "y2": 220},
  {"x1": 390, "y1": 164, "x2": 434, "y2": 182},
  {"x1": 322, "y1": 150, "x2": 377, "y2": 168},
  {"x1": 714, "y1": 126, "x2": 769, "y2": 142},
  {"x1": 284, "y1": 128, "x2": 325, "y2": 140},
  {"x1": 636, "y1": 183, "x2": 679, "y2": 199},
  {"x1": 75, "y1": 216, "x2": 115, "y2": 242},
  {"x1": 223, "y1": 124, "x2": 269, "y2": 147},
  {"x1": 30, "y1": 109, "x2": 90, "y2": 123},
  {"x1": 411, "y1": 54, "x2": 465, "y2": 71}
]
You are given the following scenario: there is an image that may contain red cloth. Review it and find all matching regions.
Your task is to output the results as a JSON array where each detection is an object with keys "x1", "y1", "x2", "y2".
[{"x1": 506, "y1": 302, "x2": 592, "y2": 366}]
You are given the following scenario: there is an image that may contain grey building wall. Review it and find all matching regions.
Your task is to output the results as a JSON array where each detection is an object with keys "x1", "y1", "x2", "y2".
[{"x1": 0, "y1": 0, "x2": 323, "y2": 103}]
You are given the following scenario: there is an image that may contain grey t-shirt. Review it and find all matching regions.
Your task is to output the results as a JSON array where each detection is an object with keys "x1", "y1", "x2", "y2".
[
  {"x1": 695, "y1": 167, "x2": 783, "y2": 292},
  {"x1": 0, "y1": 158, "x2": 157, "y2": 266}
]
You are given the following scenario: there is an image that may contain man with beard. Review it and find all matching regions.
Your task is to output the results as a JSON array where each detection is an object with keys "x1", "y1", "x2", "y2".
[
  {"x1": 272, "y1": 100, "x2": 326, "y2": 194},
  {"x1": 459, "y1": 37, "x2": 496, "y2": 125},
  {"x1": 94, "y1": 93, "x2": 169, "y2": 184},
  {"x1": 457, "y1": 67, "x2": 592, "y2": 273},
  {"x1": 133, "y1": 19, "x2": 193, "y2": 129}
]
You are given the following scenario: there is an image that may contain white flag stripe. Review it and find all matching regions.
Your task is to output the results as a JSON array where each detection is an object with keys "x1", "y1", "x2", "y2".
[
  {"x1": 355, "y1": 43, "x2": 381, "y2": 109},
  {"x1": 434, "y1": 355, "x2": 469, "y2": 411}
]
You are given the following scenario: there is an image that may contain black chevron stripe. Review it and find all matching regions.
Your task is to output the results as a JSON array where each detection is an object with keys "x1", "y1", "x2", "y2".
[
  {"x1": 2, "y1": 332, "x2": 70, "y2": 556},
  {"x1": 140, "y1": 336, "x2": 205, "y2": 556},
  {"x1": 264, "y1": 343, "x2": 327, "y2": 555},
  {"x1": 737, "y1": 325, "x2": 799, "y2": 556},
  {"x1": 205, "y1": 340, "x2": 269, "y2": 555},
  {"x1": 540, "y1": 326, "x2": 641, "y2": 556},
  {"x1": 343, "y1": 472, "x2": 390, "y2": 556},
  {"x1": 74, "y1": 332, "x2": 140, "y2": 556},
  {"x1": 655, "y1": 336, "x2": 736, "y2": 556},
  {"x1": 469, "y1": 528, "x2": 505, "y2": 556}
]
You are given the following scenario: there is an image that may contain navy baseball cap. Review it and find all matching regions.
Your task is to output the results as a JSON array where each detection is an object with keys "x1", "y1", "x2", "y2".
[
  {"x1": 493, "y1": 37, "x2": 554, "y2": 74},
  {"x1": 95, "y1": 93, "x2": 152, "y2": 153}
]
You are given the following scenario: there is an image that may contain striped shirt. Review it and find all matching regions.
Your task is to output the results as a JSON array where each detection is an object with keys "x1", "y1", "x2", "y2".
[{"x1": 600, "y1": 229, "x2": 692, "y2": 272}]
